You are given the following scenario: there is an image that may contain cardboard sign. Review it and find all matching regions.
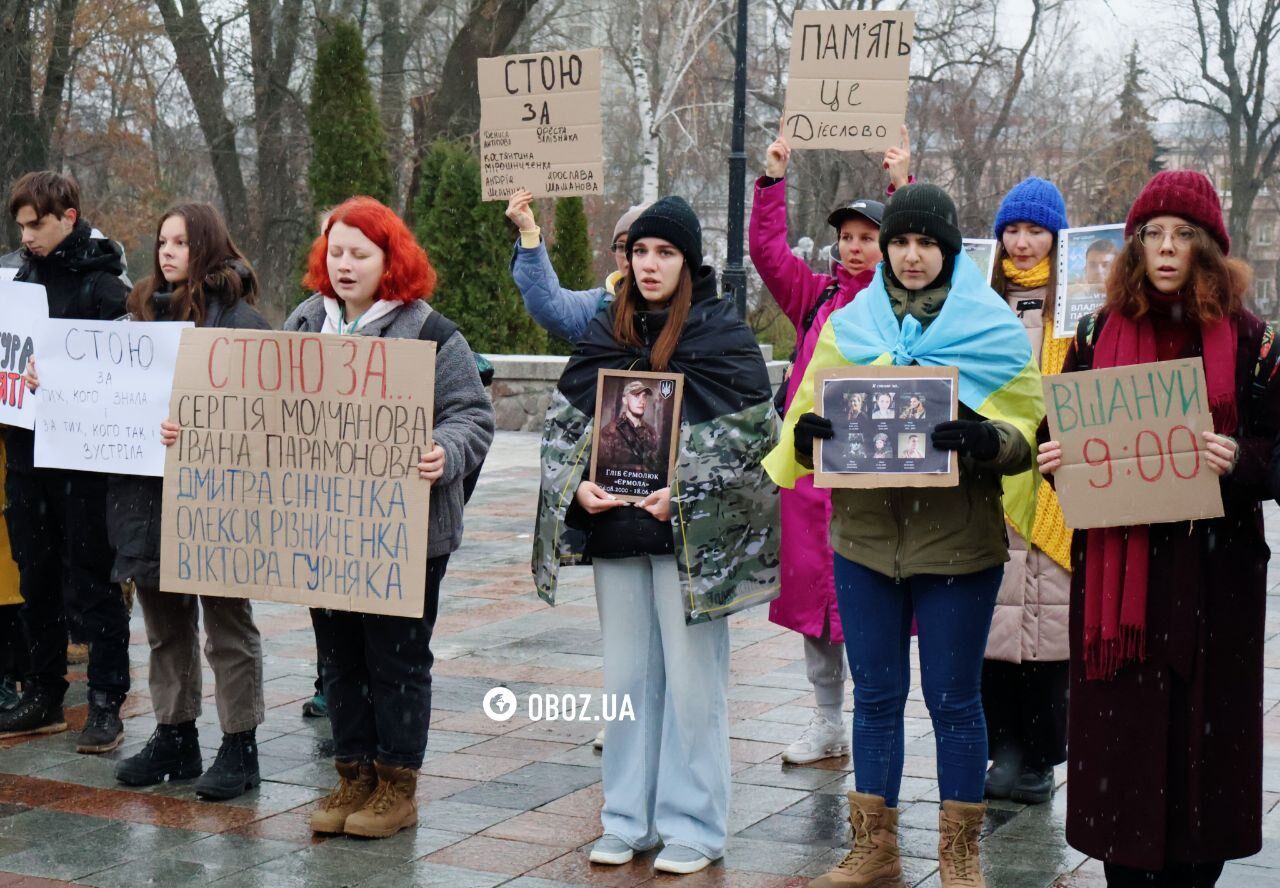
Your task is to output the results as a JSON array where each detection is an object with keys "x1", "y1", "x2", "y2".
[
  {"x1": 0, "y1": 281, "x2": 49, "y2": 429},
  {"x1": 813, "y1": 365, "x2": 958, "y2": 489},
  {"x1": 1053, "y1": 224, "x2": 1125, "y2": 338},
  {"x1": 479, "y1": 48, "x2": 603, "y2": 200},
  {"x1": 160, "y1": 329, "x2": 436, "y2": 617},
  {"x1": 963, "y1": 238, "x2": 998, "y2": 284},
  {"x1": 782, "y1": 10, "x2": 914, "y2": 151},
  {"x1": 589, "y1": 369, "x2": 683, "y2": 503},
  {"x1": 1043, "y1": 358, "x2": 1223, "y2": 528},
  {"x1": 34, "y1": 320, "x2": 191, "y2": 476}
]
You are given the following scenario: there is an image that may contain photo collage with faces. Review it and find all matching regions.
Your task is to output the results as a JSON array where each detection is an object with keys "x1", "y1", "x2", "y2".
[{"x1": 819, "y1": 376, "x2": 954, "y2": 475}]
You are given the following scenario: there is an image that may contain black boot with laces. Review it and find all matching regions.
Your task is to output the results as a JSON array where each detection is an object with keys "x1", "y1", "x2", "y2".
[
  {"x1": 76, "y1": 690, "x2": 124, "y2": 753},
  {"x1": 116, "y1": 721, "x2": 202, "y2": 785},
  {"x1": 196, "y1": 730, "x2": 259, "y2": 800}
]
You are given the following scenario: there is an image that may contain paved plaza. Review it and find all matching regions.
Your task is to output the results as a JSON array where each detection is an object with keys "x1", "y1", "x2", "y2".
[{"x1": 0, "y1": 430, "x2": 1275, "y2": 887}]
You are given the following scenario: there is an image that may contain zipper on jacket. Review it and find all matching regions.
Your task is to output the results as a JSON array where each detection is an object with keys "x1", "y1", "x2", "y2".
[{"x1": 891, "y1": 489, "x2": 904, "y2": 581}]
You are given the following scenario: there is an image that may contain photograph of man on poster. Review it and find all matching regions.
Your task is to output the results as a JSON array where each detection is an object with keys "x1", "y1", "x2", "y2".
[
  {"x1": 898, "y1": 394, "x2": 926, "y2": 420},
  {"x1": 899, "y1": 433, "x2": 926, "y2": 459},
  {"x1": 590, "y1": 371, "x2": 683, "y2": 500},
  {"x1": 1056, "y1": 224, "x2": 1124, "y2": 336}
]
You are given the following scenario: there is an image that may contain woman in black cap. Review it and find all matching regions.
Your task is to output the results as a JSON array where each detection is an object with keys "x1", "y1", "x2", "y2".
[
  {"x1": 534, "y1": 196, "x2": 779, "y2": 876},
  {"x1": 769, "y1": 183, "x2": 1044, "y2": 888},
  {"x1": 747, "y1": 123, "x2": 911, "y2": 767}
]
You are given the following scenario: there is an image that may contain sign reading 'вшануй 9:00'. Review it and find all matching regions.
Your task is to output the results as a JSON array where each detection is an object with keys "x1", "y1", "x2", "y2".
[{"x1": 1043, "y1": 358, "x2": 1223, "y2": 529}]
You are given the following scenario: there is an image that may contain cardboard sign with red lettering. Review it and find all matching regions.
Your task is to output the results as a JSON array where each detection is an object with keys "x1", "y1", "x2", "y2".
[
  {"x1": 159, "y1": 329, "x2": 435, "y2": 617},
  {"x1": 479, "y1": 48, "x2": 603, "y2": 200},
  {"x1": 0, "y1": 281, "x2": 49, "y2": 429},
  {"x1": 783, "y1": 10, "x2": 914, "y2": 151},
  {"x1": 1043, "y1": 358, "x2": 1223, "y2": 529}
]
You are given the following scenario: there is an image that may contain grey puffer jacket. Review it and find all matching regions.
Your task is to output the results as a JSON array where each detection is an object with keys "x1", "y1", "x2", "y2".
[{"x1": 283, "y1": 294, "x2": 495, "y2": 558}]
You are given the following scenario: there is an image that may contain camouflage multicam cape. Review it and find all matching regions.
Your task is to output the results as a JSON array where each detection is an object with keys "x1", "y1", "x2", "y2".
[{"x1": 532, "y1": 267, "x2": 781, "y2": 625}]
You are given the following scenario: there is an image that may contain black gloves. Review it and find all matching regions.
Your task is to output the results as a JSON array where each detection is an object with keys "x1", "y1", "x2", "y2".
[
  {"x1": 794, "y1": 412, "x2": 834, "y2": 459},
  {"x1": 931, "y1": 419, "x2": 1001, "y2": 461}
]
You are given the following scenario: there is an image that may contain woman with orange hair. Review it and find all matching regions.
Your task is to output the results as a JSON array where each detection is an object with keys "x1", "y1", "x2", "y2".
[{"x1": 284, "y1": 196, "x2": 494, "y2": 840}]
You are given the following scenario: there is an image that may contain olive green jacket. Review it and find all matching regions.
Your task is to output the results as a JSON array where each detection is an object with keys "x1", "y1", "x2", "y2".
[{"x1": 825, "y1": 277, "x2": 1032, "y2": 578}]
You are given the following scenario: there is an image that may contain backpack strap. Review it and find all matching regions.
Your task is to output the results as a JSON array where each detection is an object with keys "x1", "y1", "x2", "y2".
[
  {"x1": 418, "y1": 309, "x2": 494, "y2": 387},
  {"x1": 417, "y1": 309, "x2": 459, "y2": 345},
  {"x1": 1072, "y1": 311, "x2": 1106, "y2": 372},
  {"x1": 799, "y1": 282, "x2": 842, "y2": 342}
]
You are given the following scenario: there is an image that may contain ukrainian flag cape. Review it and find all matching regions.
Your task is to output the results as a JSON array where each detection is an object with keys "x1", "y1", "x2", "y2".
[{"x1": 763, "y1": 251, "x2": 1045, "y2": 539}]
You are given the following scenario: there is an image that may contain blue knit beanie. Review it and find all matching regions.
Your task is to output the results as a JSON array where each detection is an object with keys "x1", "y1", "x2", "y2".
[{"x1": 993, "y1": 177, "x2": 1068, "y2": 239}]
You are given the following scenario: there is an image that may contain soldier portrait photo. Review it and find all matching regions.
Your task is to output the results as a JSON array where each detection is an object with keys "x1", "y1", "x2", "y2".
[{"x1": 590, "y1": 371, "x2": 682, "y2": 500}]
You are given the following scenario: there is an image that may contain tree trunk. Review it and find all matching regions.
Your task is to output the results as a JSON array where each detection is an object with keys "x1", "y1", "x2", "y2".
[
  {"x1": 154, "y1": 0, "x2": 252, "y2": 248},
  {"x1": 403, "y1": 0, "x2": 540, "y2": 214},
  {"x1": 247, "y1": 0, "x2": 306, "y2": 319},
  {"x1": 632, "y1": 19, "x2": 659, "y2": 204}
]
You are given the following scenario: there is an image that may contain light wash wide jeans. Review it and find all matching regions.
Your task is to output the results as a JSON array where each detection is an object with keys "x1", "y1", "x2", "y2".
[{"x1": 593, "y1": 554, "x2": 731, "y2": 859}]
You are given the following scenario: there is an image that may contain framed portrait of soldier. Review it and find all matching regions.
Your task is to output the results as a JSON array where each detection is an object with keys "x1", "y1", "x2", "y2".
[
  {"x1": 813, "y1": 365, "x2": 959, "y2": 489},
  {"x1": 1054, "y1": 224, "x2": 1124, "y2": 338},
  {"x1": 589, "y1": 369, "x2": 684, "y2": 502}
]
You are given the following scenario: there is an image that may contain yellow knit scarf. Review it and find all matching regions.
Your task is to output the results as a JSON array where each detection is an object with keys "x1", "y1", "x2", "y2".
[
  {"x1": 1004, "y1": 256, "x2": 1073, "y2": 570},
  {"x1": 1002, "y1": 256, "x2": 1051, "y2": 289}
]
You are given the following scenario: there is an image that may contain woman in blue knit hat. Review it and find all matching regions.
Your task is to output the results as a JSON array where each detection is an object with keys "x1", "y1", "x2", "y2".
[{"x1": 981, "y1": 177, "x2": 1072, "y2": 806}]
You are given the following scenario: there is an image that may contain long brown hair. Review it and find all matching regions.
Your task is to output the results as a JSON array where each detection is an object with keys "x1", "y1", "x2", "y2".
[
  {"x1": 991, "y1": 240, "x2": 1058, "y2": 319},
  {"x1": 126, "y1": 203, "x2": 258, "y2": 324},
  {"x1": 1102, "y1": 226, "x2": 1251, "y2": 324},
  {"x1": 612, "y1": 263, "x2": 694, "y2": 371}
]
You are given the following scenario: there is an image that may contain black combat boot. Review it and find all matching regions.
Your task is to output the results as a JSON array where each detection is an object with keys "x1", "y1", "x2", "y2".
[
  {"x1": 195, "y1": 730, "x2": 260, "y2": 800},
  {"x1": 115, "y1": 721, "x2": 202, "y2": 785}
]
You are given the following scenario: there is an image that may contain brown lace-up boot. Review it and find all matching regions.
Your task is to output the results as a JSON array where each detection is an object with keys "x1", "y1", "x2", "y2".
[
  {"x1": 807, "y1": 791, "x2": 904, "y2": 888},
  {"x1": 310, "y1": 760, "x2": 376, "y2": 834},
  {"x1": 937, "y1": 799, "x2": 986, "y2": 887},
  {"x1": 343, "y1": 761, "x2": 419, "y2": 838}
]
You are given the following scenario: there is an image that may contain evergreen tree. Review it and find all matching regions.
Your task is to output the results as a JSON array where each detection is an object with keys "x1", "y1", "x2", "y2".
[
  {"x1": 1093, "y1": 47, "x2": 1164, "y2": 225},
  {"x1": 308, "y1": 18, "x2": 394, "y2": 208},
  {"x1": 414, "y1": 140, "x2": 547, "y2": 354},
  {"x1": 549, "y1": 197, "x2": 594, "y2": 290}
]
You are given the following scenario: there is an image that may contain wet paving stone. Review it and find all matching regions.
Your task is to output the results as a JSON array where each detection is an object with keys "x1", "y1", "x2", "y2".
[{"x1": 0, "y1": 432, "x2": 1272, "y2": 886}]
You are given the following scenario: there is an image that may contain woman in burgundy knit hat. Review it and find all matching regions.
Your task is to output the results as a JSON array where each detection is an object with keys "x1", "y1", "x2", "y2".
[{"x1": 1039, "y1": 169, "x2": 1280, "y2": 887}]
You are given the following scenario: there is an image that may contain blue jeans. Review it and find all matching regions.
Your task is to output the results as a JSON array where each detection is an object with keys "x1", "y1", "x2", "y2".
[
  {"x1": 594, "y1": 554, "x2": 731, "y2": 859},
  {"x1": 833, "y1": 555, "x2": 1001, "y2": 806}
]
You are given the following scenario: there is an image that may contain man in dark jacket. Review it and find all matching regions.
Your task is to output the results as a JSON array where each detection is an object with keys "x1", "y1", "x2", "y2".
[{"x1": 0, "y1": 171, "x2": 130, "y2": 753}]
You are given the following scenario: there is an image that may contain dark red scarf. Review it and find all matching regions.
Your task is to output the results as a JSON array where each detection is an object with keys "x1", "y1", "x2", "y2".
[{"x1": 1082, "y1": 287, "x2": 1238, "y2": 680}]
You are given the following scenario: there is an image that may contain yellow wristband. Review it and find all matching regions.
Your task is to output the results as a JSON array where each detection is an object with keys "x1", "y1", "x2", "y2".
[{"x1": 520, "y1": 227, "x2": 542, "y2": 249}]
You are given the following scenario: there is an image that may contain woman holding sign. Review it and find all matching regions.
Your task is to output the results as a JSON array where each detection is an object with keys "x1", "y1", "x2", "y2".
[
  {"x1": 747, "y1": 123, "x2": 910, "y2": 766},
  {"x1": 97, "y1": 203, "x2": 273, "y2": 801},
  {"x1": 981, "y1": 177, "x2": 1072, "y2": 806},
  {"x1": 765, "y1": 184, "x2": 1044, "y2": 888},
  {"x1": 1038, "y1": 171, "x2": 1279, "y2": 887},
  {"x1": 534, "y1": 197, "x2": 777, "y2": 875},
  {"x1": 281, "y1": 196, "x2": 494, "y2": 840}
]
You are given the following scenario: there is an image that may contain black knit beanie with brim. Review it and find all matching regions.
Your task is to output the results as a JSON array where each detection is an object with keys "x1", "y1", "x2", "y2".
[
  {"x1": 878, "y1": 183, "x2": 962, "y2": 290},
  {"x1": 627, "y1": 196, "x2": 703, "y2": 271}
]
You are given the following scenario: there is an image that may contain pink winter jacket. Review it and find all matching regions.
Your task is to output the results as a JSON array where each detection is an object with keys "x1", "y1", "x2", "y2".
[{"x1": 749, "y1": 177, "x2": 874, "y2": 643}]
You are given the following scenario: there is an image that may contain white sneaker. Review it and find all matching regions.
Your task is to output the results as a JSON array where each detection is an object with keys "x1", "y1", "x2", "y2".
[
  {"x1": 593, "y1": 727, "x2": 605, "y2": 749},
  {"x1": 781, "y1": 714, "x2": 848, "y2": 764},
  {"x1": 589, "y1": 834, "x2": 634, "y2": 865}
]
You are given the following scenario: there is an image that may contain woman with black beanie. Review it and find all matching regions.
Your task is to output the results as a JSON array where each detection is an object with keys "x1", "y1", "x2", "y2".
[
  {"x1": 534, "y1": 196, "x2": 779, "y2": 876},
  {"x1": 766, "y1": 184, "x2": 1044, "y2": 888}
]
